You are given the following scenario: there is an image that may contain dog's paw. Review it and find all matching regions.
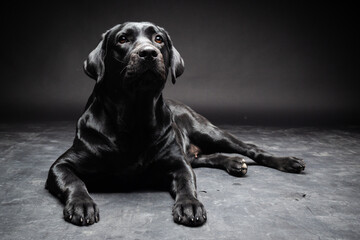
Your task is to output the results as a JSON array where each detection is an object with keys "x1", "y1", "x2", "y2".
[
  {"x1": 172, "y1": 197, "x2": 207, "y2": 227},
  {"x1": 225, "y1": 157, "x2": 247, "y2": 177},
  {"x1": 63, "y1": 197, "x2": 99, "y2": 226},
  {"x1": 278, "y1": 156, "x2": 305, "y2": 173}
]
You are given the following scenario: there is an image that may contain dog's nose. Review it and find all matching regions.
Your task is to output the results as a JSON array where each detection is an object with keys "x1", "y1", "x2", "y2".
[{"x1": 138, "y1": 47, "x2": 158, "y2": 60}]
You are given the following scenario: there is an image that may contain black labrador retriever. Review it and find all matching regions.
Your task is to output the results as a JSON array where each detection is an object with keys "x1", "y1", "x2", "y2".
[{"x1": 45, "y1": 22, "x2": 305, "y2": 227}]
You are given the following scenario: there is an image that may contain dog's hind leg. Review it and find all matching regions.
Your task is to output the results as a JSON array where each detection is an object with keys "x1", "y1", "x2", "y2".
[
  {"x1": 189, "y1": 123, "x2": 305, "y2": 173},
  {"x1": 189, "y1": 151, "x2": 248, "y2": 177},
  {"x1": 169, "y1": 101, "x2": 305, "y2": 173}
]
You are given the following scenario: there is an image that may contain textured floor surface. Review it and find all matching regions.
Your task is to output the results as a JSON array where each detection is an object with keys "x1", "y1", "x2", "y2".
[{"x1": 0, "y1": 122, "x2": 359, "y2": 240}]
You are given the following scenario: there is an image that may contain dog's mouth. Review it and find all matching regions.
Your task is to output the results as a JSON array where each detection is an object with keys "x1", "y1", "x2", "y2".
[{"x1": 125, "y1": 61, "x2": 165, "y2": 78}]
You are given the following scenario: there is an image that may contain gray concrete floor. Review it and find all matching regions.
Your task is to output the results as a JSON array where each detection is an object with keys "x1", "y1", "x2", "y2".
[{"x1": 0, "y1": 122, "x2": 360, "y2": 240}]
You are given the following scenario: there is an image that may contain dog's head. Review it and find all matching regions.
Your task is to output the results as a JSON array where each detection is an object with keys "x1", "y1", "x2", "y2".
[{"x1": 84, "y1": 22, "x2": 184, "y2": 92}]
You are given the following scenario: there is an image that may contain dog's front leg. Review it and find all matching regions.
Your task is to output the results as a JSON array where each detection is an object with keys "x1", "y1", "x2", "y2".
[
  {"x1": 170, "y1": 164, "x2": 207, "y2": 227},
  {"x1": 45, "y1": 150, "x2": 99, "y2": 226}
]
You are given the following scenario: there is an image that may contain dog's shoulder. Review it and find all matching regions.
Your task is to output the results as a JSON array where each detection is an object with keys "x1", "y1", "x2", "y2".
[
  {"x1": 165, "y1": 99, "x2": 192, "y2": 116},
  {"x1": 74, "y1": 97, "x2": 121, "y2": 153}
]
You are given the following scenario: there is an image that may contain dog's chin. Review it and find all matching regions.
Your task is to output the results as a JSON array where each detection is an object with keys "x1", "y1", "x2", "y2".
[
  {"x1": 123, "y1": 68, "x2": 166, "y2": 92},
  {"x1": 137, "y1": 70, "x2": 166, "y2": 90}
]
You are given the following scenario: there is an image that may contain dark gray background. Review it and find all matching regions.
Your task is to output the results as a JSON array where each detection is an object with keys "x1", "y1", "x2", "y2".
[{"x1": 2, "y1": 1, "x2": 359, "y2": 125}]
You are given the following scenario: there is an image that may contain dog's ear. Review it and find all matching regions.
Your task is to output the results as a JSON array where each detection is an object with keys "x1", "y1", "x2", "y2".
[
  {"x1": 83, "y1": 30, "x2": 111, "y2": 82},
  {"x1": 170, "y1": 46, "x2": 184, "y2": 84},
  {"x1": 158, "y1": 26, "x2": 184, "y2": 84}
]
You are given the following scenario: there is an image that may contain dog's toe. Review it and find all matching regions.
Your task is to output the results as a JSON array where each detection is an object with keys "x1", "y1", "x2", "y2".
[
  {"x1": 225, "y1": 158, "x2": 247, "y2": 177},
  {"x1": 279, "y1": 157, "x2": 305, "y2": 173},
  {"x1": 63, "y1": 197, "x2": 99, "y2": 226},
  {"x1": 173, "y1": 198, "x2": 206, "y2": 227}
]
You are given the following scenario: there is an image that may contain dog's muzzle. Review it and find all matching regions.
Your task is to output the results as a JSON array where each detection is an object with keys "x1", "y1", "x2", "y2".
[
  {"x1": 125, "y1": 44, "x2": 165, "y2": 79},
  {"x1": 123, "y1": 44, "x2": 166, "y2": 91}
]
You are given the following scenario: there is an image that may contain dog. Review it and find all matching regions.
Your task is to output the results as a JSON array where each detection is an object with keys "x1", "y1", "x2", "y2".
[{"x1": 45, "y1": 22, "x2": 305, "y2": 227}]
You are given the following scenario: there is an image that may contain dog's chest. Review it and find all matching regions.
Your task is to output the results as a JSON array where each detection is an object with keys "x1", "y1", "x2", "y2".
[{"x1": 104, "y1": 135, "x2": 161, "y2": 174}]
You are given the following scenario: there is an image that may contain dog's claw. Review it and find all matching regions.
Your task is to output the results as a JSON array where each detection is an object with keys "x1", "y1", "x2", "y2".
[
  {"x1": 63, "y1": 197, "x2": 99, "y2": 226},
  {"x1": 279, "y1": 156, "x2": 306, "y2": 173},
  {"x1": 173, "y1": 198, "x2": 206, "y2": 226},
  {"x1": 226, "y1": 158, "x2": 248, "y2": 177},
  {"x1": 241, "y1": 162, "x2": 248, "y2": 175}
]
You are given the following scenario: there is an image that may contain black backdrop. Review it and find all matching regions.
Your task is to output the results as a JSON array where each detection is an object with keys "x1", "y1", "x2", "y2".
[{"x1": 2, "y1": 1, "x2": 359, "y2": 125}]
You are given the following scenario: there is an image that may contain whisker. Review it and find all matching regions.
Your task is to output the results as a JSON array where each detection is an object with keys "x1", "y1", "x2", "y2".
[
  {"x1": 114, "y1": 58, "x2": 126, "y2": 64},
  {"x1": 119, "y1": 66, "x2": 128, "y2": 75}
]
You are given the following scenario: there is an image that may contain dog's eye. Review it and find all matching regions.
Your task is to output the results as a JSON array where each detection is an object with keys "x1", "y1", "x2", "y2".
[
  {"x1": 155, "y1": 35, "x2": 163, "y2": 44},
  {"x1": 118, "y1": 36, "x2": 128, "y2": 44}
]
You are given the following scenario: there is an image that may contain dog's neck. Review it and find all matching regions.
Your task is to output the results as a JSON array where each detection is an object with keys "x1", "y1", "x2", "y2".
[
  {"x1": 123, "y1": 91, "x2": 170, "y2": 130},
  {"x1": 96, "y1": 83, "x2": 171, "y2": 134}
]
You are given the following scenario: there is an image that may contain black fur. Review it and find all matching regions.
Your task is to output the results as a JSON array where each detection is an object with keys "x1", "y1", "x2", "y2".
[{"x1": 46, "y1": 22, "x2": 305, "y2": 227}]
